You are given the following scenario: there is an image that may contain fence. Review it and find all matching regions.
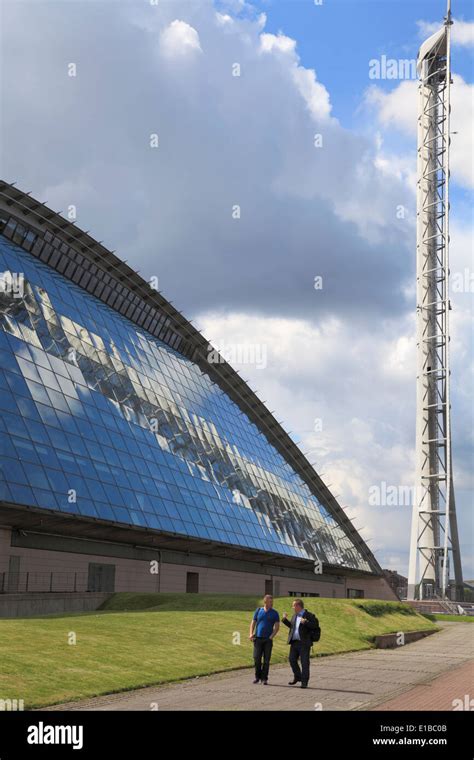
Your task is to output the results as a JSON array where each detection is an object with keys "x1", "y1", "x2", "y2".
[{"x1": 0, "y1": 571, "x2": 92, "y2": 593}]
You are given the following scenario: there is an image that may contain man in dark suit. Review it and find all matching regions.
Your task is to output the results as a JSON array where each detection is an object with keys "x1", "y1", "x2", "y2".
[{"x1": 282, "y1": 598, "x2": 317, "y2": 688}]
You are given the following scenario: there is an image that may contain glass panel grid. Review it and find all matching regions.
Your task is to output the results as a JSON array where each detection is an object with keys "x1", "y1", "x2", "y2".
[{"x1": 0, "y1": 236, "x2": 371, "y2": 571}]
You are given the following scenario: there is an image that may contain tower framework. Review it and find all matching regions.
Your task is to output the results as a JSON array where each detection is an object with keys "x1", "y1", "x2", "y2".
[{"x1": 408, "y1": 1, "x2": 464, "y2": 601}]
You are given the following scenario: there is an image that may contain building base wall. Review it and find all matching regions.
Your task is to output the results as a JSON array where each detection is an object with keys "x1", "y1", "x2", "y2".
[
  {"x1": 0, "y1": 526, "x2": 398, "y2": 611},
  {"x1": 0, "y1": 592, "x2": 112, "y2": 618},
  {"x1": 159, "y1": 561, "x2": 397, "y2": 601}
]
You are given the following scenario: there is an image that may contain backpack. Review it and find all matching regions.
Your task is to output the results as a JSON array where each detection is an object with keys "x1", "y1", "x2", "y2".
[{"x1": 308, "y1": 613, "x2": 321, "y2": 643}]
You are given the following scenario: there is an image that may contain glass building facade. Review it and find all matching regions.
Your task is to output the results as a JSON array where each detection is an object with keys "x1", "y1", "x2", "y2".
[{"x1": 0, "y1": 230, "x2": 375, "y2": 574}]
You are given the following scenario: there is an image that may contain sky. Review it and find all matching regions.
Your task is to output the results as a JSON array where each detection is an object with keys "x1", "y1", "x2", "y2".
[{"x1": 1, "y1": 0, "x2": 473, "y2": 580}]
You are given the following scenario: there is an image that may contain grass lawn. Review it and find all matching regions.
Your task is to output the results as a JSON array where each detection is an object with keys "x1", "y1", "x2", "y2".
[
  {"x1": 424, "y1": 613, "x2": 474, "y2": 623},
  {"x1": 0, "y1": 594, "x2": 438, "y2": 708}
]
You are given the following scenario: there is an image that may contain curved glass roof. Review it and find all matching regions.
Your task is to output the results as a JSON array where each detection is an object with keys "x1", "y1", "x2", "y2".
[{"x1": 0, "y1": 236, "x2": 373, "y2": 572}]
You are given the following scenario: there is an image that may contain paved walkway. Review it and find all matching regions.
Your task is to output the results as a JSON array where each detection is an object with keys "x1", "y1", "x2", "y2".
[
  {"x1": 372, "y1": 660, "x2": 473, "y2": 711},
  {"x1": 43, "y1": 622, "x2": 473, "y2": 712}
]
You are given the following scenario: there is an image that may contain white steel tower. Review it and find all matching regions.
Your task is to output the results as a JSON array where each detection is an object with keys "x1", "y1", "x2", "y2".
[{"x1": 408, "y1": 0, "x2": 464, "y2": 602}]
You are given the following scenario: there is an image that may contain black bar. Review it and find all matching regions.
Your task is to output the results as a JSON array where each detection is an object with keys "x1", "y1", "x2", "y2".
[{"x1": 0, "y1": 710, "x2": 469, "y2": 757}]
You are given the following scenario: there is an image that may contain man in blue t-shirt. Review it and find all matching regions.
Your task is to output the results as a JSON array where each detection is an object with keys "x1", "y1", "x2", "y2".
[{"x1": 249, "y1": 594, "x2": 280, "y2": 684}]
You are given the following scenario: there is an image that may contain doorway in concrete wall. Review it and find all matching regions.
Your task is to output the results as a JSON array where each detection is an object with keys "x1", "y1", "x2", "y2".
[
  {"x1": 7, "y1": 556, "x2": 20, "y2": 592},
  {"x1": 186, "y1": 572, "x2": 199, "y2": 593}
]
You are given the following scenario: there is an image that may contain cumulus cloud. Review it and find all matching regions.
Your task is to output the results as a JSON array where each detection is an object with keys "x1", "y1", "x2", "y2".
[
  {"x1": 417, "y1": 18, "x2": 474, "y2": 47},
  {"x1": 364, "y1": 75, "x2": 474, "y2": 189},
  {"x1": 159, "y1": 19, "x2": 202, "y2": 59},
  {"x1": 365, "y1": 80, "x2": 416, "y2": 135},
  {"x1": 259, "y1": 32, "x2": 331, "y2": 121},
  {"x1": 215, "y1": 12, "x2": 233, "y2": 27},
  {"x1": 1, "y1": 0, "x2": 415, "y2": 324},
  {"x1": 373, "y1": 144, "x2": 417, "y2": 194},
  {"x1": 260, "y1": 32, "x2": 296, "y2": 54}
]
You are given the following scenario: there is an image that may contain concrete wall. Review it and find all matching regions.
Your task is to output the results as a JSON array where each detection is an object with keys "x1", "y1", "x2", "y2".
[
  {"x1": 0, "y1": 525, "x2": 398, "y2": 603},
  {"x1": 374, "y1": 629, "x2": 436, "y2": 648},
  {"x1": 346, "y1": 575, "x2": 400, "y2": 601},
  {"x1": 0, "y1": 527, "x2": 158, "y2": 593},
  {"x1": 0, "y1": 592, "x2": 111, "y2": 618},
  {"x1": 160, "y1": 562, "x2": 397, "y2": 600}
]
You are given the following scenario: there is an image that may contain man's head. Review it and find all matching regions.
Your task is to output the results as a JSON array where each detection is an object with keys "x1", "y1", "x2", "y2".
[
  {"x1": 263, "y1": 594, "x2": 273, "y2": 608},
  {"x1": 292, "y1": 599, "x2": 304, "y2": 613}
]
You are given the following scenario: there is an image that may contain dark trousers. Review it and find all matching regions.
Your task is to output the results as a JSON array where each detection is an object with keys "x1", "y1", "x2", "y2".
[
  {"x1": 253, "y1": 637, "x2": 273, "y2": 681},
  {"x1": 289, "y1": 640, "x2": 311, "y2": 684}
]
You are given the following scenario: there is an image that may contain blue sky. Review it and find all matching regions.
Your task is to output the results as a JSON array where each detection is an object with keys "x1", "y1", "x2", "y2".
[{"x1": 247, "y1": 0, "x2": 473, "y2": 122}]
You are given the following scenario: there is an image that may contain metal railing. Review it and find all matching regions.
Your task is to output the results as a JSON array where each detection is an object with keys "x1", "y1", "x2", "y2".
[{"x1": 0, "y1": 571, "x2": 93, "y2": 593}]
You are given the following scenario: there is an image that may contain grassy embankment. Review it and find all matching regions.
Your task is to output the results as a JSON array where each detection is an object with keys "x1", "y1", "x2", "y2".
[{"x1": 0, "y1": 594, "x2": 439, "y2": 708}]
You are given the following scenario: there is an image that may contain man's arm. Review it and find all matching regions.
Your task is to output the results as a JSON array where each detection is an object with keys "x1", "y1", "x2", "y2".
[
  {"x1": 281, "y1": 614, "x2": 291, "y2": 628},
  {"x1": 301, "y1": 613, "x2": 317, "y2": 630},
  {"x1": 249, "y1": 613, "x2": 257, "y2": 639},
  {"x1": 270, "y1": 621, "x2": 280, "y2": 639}
]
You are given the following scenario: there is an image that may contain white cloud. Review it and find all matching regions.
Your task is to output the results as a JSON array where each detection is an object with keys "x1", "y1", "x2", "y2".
[
  {"x1": 259, "y1": 32, "x2": 331, "y2": 120},
  {"x1": 364, "y1": 75, "x2": 474, "y2": 189},
  {"x1": 365, "y1": 80, "x2": 416, "y2": 135},
  {"x1": 417, "y1": 18, "x2": 474, "y2": 47},
  {"x1": 260, "y1": 31, "x2": 296, "y2": 55},
  {"x1": 160, "y1": 19, "x2": 202, "y2": 59},
  {"x1": 2, "y1": 0, "x2": 416, "y2": 319},
  {"x1": 292, "y1": 65, "x2": 332, "y2": 121},
  {"x1": 215, "y1": 12, "x2": 233, "y2": 26},
  {"x1": 373, "y1": 147, "x2": 417, "y2": 193}
]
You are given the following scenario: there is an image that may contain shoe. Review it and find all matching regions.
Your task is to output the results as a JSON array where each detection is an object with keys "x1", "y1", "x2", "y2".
[
  {"x1": 288, "y1": 679, "x2": 301, "y2": 685},
  {"x1": 300, "y1": 683, "x2": 308, "y2": 689},
  {"x1": 262, "y1": 680, "x2": 268, "y2": 685},
  {"x1": 253, "y1": 678, "x2": 260, "y2": 684}
]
